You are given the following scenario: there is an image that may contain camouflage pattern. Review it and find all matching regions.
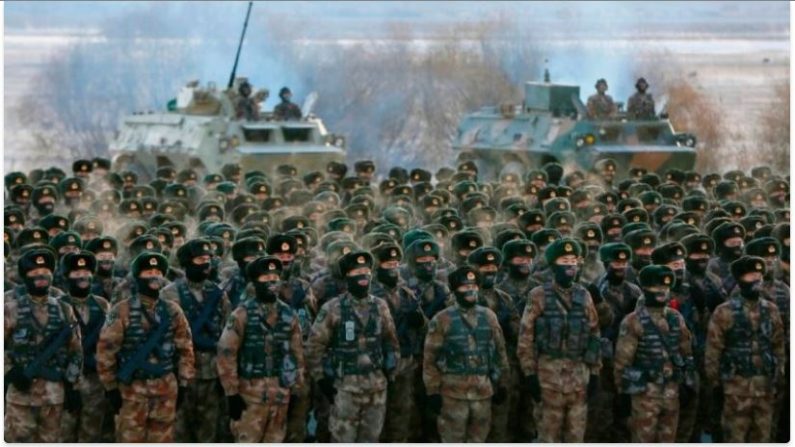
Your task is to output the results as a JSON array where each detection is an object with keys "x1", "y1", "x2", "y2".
[
  {"x1": 516, "y1": 282, "x2": 602, "y2": 443},
  {"x1": 305, "y1": 292, "x2": 399, "y2": 442},
  {"x1": 626, "y1": 91, "x2": 656, "y2": 120},
  {"x1": 216, "y1": 297, "x2": 305, "y2": 443},
  {"x1": 96, "y1": 295, "x2": 196, "y2": 442},
  {"x1": 705, "y1": 295, "x2": 786, "y2": 442},
  {"x1": 586, "y1": 93, "x2": 617, "y2": 120}
]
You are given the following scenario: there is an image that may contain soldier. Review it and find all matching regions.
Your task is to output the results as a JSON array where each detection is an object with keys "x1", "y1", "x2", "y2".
[
  {"x1": 626, "y1": 77, "x2": 656, "y2": 120},
  {"x1": 370, "y1": 242, "x2": 426, "y2": 443},
  {"x1": 585, "y1": 242, "x2": 642, "y2": 442},
  {"x1": 85, "y1": 236, "x2": 124, "y2": 300},
  {"x1": 651, "y1": 241, "x2": 703, "y2": 442},
  {"x1": 267, "y1": 234, "x2": 318, "y2": 442},
  {"x1": 586, "y1": 78, "x2": 617, "y2": 120},
  {"x1": 96, "y1": 252, "x2": 196, "y2": 443},
  {"x1": 305, "y1": 250, "x2": 400, "y2": 442},
  {"x1": 705, "y1": 255, "x2": 786, "y2": 442},
  {"x1": 4, "y1": 248, "x2": 83, "y2": 442},
  {"x1": 273, "y1": 86, "x2": 303, "y2": 121},
  {"x1": 496, "y1": 238, "x2": 540, "y2": 441},
  {"x1": 216, "y1": 256, "x2": 305, "y2": 442},
  {"x1": 423, "y1": 265, "x2": 509, "y2": 442},
  {"x1": 614, "y1": 265, "x2": 696, "y2": 442},
  {"x1": 744, "y1": 237, "x2": 790, "y2": 441},
  {"x1": 516, "y1": 238, "x2": 602, "y2": 443},
  {"x1": 161, "y1": 239, "x2": 231, "y2": 442},
  {"x1": 58, "y1": 251, "x2": 112, "y2": 442},
  {"x1": 466, "y1": 246, "x2": 520, "y2": 442},
  {"x1": 234, "y1": 80, "x2": 260, "y2": 121},
  {"x1": 221, "y1": 237, "x2": 266, "y2": 308}
]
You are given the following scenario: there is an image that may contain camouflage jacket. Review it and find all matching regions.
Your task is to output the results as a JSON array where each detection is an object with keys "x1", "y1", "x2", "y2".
[
  {"x1": 5, "y1": 292, "x2": 83, "y2": 406},
  {"x1": 161, "y1": 279, "x2": 231, "y2": 380},
  {"x1": 477, "y1": 288, "x2": 520, "y2": 358},
  {"x1": 305, "y1": 293, "x2": 400, "y2": 393},
  {"x1": 516, "y1": 282, "x2": 602, "y2": 393},
  {"x1": 586, "y1": 93, "x2": 617, "y2": 119},
  {"x1": 626, "y1": 92, "x2": 655, "y2": 120},
  {"x1": 705, "y1": 295, "x2": 786, "y2": 396},
  {"x1": 216, "y1": 297, "x2": 305, "y2": 405},
  {"x1": 497, "y1": 275, "x2": 540, "y2": 316},
  {"x1": 423, "y1": 302, "x2": 509, "y2": 400}
]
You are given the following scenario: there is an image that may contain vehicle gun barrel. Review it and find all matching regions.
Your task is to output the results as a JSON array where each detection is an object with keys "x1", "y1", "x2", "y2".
[{"x1": 227, "y1": 1, "x2": 253, "y2": 90}]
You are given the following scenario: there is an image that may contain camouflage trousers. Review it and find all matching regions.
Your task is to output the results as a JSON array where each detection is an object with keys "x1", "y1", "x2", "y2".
[
  {"x1": 630, "y1": 390, "x2": 679, "y2": 442},
  {"x1": 515, "y1": 374, "x2": 538, "y2": 442},
  {"x1": 329, "y1": 388, "x2": 387, "y2": 442},
  {"x1": 175, "y1": 378, "x2": 221, "y2": 442},
  {"x1": 584, "y1": 361, "x2": 616, "y2": 442},
  {"x1": 439, "y1": 395, "x2": 491, "y2": 443},
  {"x1": 60, "y1": 373, "x2": 110, "y2": 442},
  {"x1": 5, "y1": 403, "x2": 63, "y2": 442},
  {"x1": 116, "y1": 392, "x2": 177, "y2": 442},
  {"x1": 312, "y1": 382, "x2": 332, "y2": 442},
  {"x1": 488, "y1": 363, "x2": 519, "y2": 442},
  {"x1": 415, "y1": 365, "x2": 440, "y2": 442},
  {"x1": 286, "y1": 381, "x2": 312, "y2": 442},
  {"x1": 381, "y1": 362, "x2": 418, "y2": 442},
  {"x1": 230, "y1": 399, "x2": 289, "y2": 442},
  {"x1": 537, "y1": 387, "x2": 587, "y2": 443},
  {"x1": 722, "y1": 392, "x2": 774, "y2": 442}
]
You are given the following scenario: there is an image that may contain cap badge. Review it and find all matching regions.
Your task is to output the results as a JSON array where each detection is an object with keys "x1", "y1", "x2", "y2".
[
  {"x1": 643, "y1": 237, "x2": 651, "y2": 245},
  {"x1": 342, "y1": 247, "x2": 351, "y2": 254},
  {"x1": 33, "y1": 232, "x2": 41, "y2": 239},
  {"x1": 77, "y1": 258, "x2": 86, "y2": 267},
  {"x1": 390, "y1": 249, "x2": 397, "y2": 257},
  {"x1": 35, "y1": 256, "x2": 45, "y2": 265},
  {"x1": 281, "y1": 242, "x2": 290, "y2": 252},
  {"x1": 71, "y1": 183, "x2": 78, "y2": 190},
  {"x1": 469, "y1": 240, "x2": 477, "y2": 248},
  {"x1": 466, "y1": 272, "x2": 476, "y2": 280},
  {"x1": 756, "y1": 262, "x2": 763, "y2": 271},
  {"x1": 424, "y1": 244, "x2": 431, "y2": 252},
  {"x1": 587, "y1": 230, "x2": 595, "y2": 238},
  {"x1": 149, "y1": 258, "x2": 158, "y2": 266},
  {"x1": 564, "y1": 243, "x2": 573, "y2": 252},
  {"x1": 701, "y1": 243, "x2": 708, "y2": 250},
  {"x1": 59, "y1": 219, "x2": 66, "y2": 226},
  {"x1": 9, "y1": 216, "x2": 16, "y2": 222},
  {"x1": 664, "y1": 276, "x2": 671, "y2": 285},
  {"x1": 618, "y1": 252, "x2": 627, "y2": 260},
  {"x1": 103, "y1": 241, "x2": 111, "y2": 249},
  {"x1": 357, "y1": 256, "x2": 365, "y2": 264},
  {"x1": 768, "y1": 245, "x2": 776, "y2": 253},
  {"x1": 486, "y1": 253, "x2": 495, "y2": 261}
]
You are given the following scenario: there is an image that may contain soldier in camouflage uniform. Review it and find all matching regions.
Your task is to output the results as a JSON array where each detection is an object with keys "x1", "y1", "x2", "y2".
[
  {"x1": 216, "y1": 256, "x2": 305, "y2": 442},
  {"x1": 650, "y1": 242, "x2": 703, "y2": 442},
  {"x1": 161, "y1": 239, "x2": 231, "y2": 442},
  {"x1": 614, "y1": 265, "x2": 696, "y2": 442},
  {"x1": 96, "y1": 252, "x2": 196, "y2": 443},
  {"x1": 403, "y1": 239, "x2": 450, "y2": 441},
  {"x1": 306, "y1": 251, "x2": 400, "y2": 442},
  {"x1": 586, "y1": 78, "x2": 617, "y2": 120},
  {"x1": 496, "y1": 238, "x2": 540, "y2": 441},
  {"x1": 423, "y1": 265, "x2": 509, "y2": 442},
  {"x1": 585, "y1": 242, "x2": 641, "y2": 442},
  {"x1": 467, "y1": 246, "x2": 520, "y2": 442},
  {"x1": 58, "y1": 251, "x2": 112, "y2": 442},
  {"x1": 370, "y1": 242, "x2": 427, "y2": 442},
  {"x1": 266, "y1": 233, "x2": 318, "y2": 442},
  {"x1": 744, "y1": 238, "x2": 790, "y2": 442},
  {"x1": 626, "y1": 77, "x2": 656, "y2": 120},
  {"x1": 516, "y1": 238, "x2": 602, "y2": 443},
  {"x1": 85, "y1": 236, "x2": 124, "y2": 301},
  {"x1": 221, "y1": 237, "x2": 266, "y2": 308},
  {"x1": 4, "y1": 248, "x2": 83, "y2": 442},
  {"x1": 705, "y1": 256, "x2": 786, "y2": 442}
]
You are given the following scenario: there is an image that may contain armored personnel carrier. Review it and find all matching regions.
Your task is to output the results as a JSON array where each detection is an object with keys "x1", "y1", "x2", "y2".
[
  {"x1": 452, "y1": 76, "x2": 697, "y2": 179},
  {"x1": 107, "y1": 1, "x2": 345, "y2": 181},
  {"x1": 108, "y1": 79, "x2": 346, "y2": 181}
]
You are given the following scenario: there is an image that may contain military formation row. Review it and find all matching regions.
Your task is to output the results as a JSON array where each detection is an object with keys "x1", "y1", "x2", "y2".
[{"x1": 3, "y1": 155, "x2": 790, "y2": 443}]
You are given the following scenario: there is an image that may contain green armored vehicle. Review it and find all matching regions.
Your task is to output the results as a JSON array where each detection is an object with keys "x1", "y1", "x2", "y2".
[
  {"x1": 108, "y1": 78, "x2": 346, "y2": 181},
  {"x1": 452, "y1": 78, "x2": 697, "y2": 179}
]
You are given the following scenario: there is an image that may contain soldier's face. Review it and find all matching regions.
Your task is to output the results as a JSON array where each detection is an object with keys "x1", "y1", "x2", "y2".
[
  {"x1": 379, "y1": 260, "x2": 399, "y2": 269},
  {"x1": 637, "y1": 82, "x2": 648, "y2": 92},
  {"x1": 256, "y1": 272, "x2": 281, "y2": 283},
  {"x1": 556, "y1": 255, "x2": 579, "y2": 266},
  {"x1": 597, "y1": 83, "x2": 607, "y2": 93},
  {"x1": 740, "y1": 271, "x2": 763, "y2": 283}
]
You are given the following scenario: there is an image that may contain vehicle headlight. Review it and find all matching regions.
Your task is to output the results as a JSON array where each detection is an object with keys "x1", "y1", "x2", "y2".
[
  {"x1": 585, "y1": 134, "x2": 596, "y2": 145},
  {"x1": 576, "y1": 138, "x2": 585, "y2": 148},
  {"x1": 685, "y1": 137, "x2": 696, "y2": 147},
  {"x1": 219, "y1": 139, "x2": 229, "y2": 151},
  {"x1": 230, "y1": 136, "x2": 240, "y2": 147}
]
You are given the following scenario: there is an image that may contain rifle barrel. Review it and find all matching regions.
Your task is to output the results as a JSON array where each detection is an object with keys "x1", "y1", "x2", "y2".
[{"x1": 227, "y1": 1, "x2": 254, "y2": 89}]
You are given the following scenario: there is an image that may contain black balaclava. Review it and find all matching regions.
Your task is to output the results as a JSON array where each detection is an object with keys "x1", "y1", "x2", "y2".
[
  {"x1": 346, "y1": 272, "x2": 371, "y2": 298},
  {"x1": 738, "y1": 278, "x2": 763, "y2": 301},
  {"x1": 685, "y1": 257, "x2": 709, "y2": 276},
  {"x1": 95, "y1": 259, "x2": 115, "y2": 278},
  {"x1": 67, "y1": 275, "x2": 92, "y2": 298},
  {"x1": 376, "y1": 266, "x2": 399, "y2": 288},
  {"x1": 454, "y1": 287, "x2": 478, "y2": 309},
  {"x1": 254, "y1": 279, "x2": 281, "y2": 303},
  {"x1": 632, "y1": 252, "x2": 652, "y2": 271},
  {"x1": 413, "y1": 259, "x2": 437, "y2": 282},
  {"x1": 135, "y1": 276, "x2": 164, "y2": 298},
  {"x1": 184, "y1": 261, "x2": 211, "y2": 283},
  {"x1": 24, "y1": 272, "x2": 52, "y2": 297},
  {"x1": 605, "y1": 263, "x2": 626, "y2": 286},
  {"x1": 643, "y1": 288, "x2": 669, "y2": 308},
  {"x1": 507, "y1": 260, "x2": 531, "y2": 280},
  {"x1": 34, "y1": 201, "x2": 55, "y2": 216},
  {"x1": 551, "y1": 264, "x2": 578, "y2": 288}
]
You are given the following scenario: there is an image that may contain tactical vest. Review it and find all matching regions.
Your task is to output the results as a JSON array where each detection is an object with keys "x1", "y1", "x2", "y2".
[
  {"x1": 117, "y1": 296, "x2": 176, "y2": 380},
  {"x1": 331, "y1": 296, "x2": 384, "y2": 376},
  {"x1": 177, "y1": 281, "x2": 224, "y2": 352},
  {"x1": 632, "y1": 307, "x2": 685, "y2": 384},
  {"x1": 765, "y1": 280, "x2": 789, "y2": 339},
  {"x1": 534, "y1": 281, "x2": 594, "y2": 362},
  {"x1": 439, "y1": 307, "x2": 495, "y2": 377},
  {"x1": 720, "y1": 297, "x2": 776, "y2": 379},
  {"x1": 377, "y1": 282, "x2": 421, "y2": 357},
  {"x1": 225, "y1": 272, "x2": 247, "y2": 309},
  {"x1": 285, "y1": 280, "x2": 312, "y2": 340},
  {"x1": 413, "y1": 281, "x2": 448, "y2": 319},
  {"x1": 597, "y1": 277, "x2": 639, "y2": 342},
  {"x1": 11, "y1": 294, "x2": 70, "y2": 381},
  {"x1": 238, "y1": 299, "x2": 296, "y2": 384},
  {"x1": 66, "y1": 295, "x2": 106, "y2": 372},
  {"x1": 718, "y1": 259, "x2": 737, "y2": 296}
]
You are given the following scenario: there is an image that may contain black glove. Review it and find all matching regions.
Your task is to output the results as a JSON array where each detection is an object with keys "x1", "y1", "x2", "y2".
[
  {"x1": 492, "y1": 385, "x2": 508, "y2": 405},
  {"x1": 176, "y1": 386, "x2": 188, "y2": 409},
  {"x1": 427, "y1": 393, "x2": 443, "y2": 414},
  {"x1": 587, "y1": 374, "x2": 599, "y2": 401},
  {"x1": 317, "y1": 377, "x2": 336, "y2": 401},
  {"x1": 106, "y1": 389, "x2": 123, "y2": 415},
  {"x1": 407, "y1": 309, "x2": 425, "y2": 328},
  {"x1": 228, "y1": 394, "x2": 246, "y2": 421},
  {"x1": 616, "y1": 393, "x2": 631, "y2": 419},
  {"x1": 525, "y1": 374, "x2": 542, "y2": 402},
  {"x1": 215, "y1": 379, "x2": 225, "y2": 395},
  {"x1": 5, "y1": 366, "x2": 32, "y2": 393},
  {"x1": 679, "y1": 383, "x2": 695, "y2": 407},
  {"x1": 64, "y1": 382, "x2": 82, "y2": 413},
  {"x1": 713, "y1": 385, "x2": 724, "y2": 412}
]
